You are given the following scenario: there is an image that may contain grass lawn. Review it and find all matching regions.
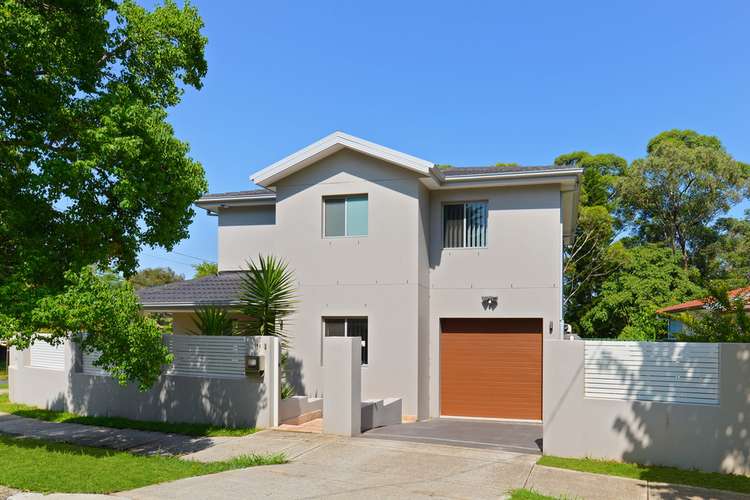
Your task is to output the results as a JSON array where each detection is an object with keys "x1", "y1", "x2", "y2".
[
  {"x1": 0, "y1": 435, "x2": 285, "y2": 493},
  {"x1": 0, "y1": 394, "x2": 255, "y2": 437},
  {"x1": 538, "y1": 456, "x2": 750, "y2": 495},
  {"x1": 508, "y1": 488, "x2": 562, "y2": 499}
]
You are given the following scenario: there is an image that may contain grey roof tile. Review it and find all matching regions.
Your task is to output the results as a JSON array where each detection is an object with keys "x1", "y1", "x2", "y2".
[
  {"x1": 440, "y1": 164, "x2": 575, "y2": 176},
  {"x1": 137, "y1": 272, "x2": 245, "y2": 307},
  {"x1": 199, "y1": 188, "x2": 275, "y2": 200}
]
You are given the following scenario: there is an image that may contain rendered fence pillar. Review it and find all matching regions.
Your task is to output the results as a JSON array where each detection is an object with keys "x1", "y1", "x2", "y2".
[
  {"x1": 323, "y1": 336, "x2": 361, "y2": 436},
  {"x1": 265, "y1": 336, "x2": 280, "y2": 428}
]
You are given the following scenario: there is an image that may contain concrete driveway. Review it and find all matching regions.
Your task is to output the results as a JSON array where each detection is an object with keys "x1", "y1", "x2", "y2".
[
  {"x1": 363, "y1": 418, "x2": 542, "y2": 454},
  {"x1": 122, "y1": 431, "x2": 539, "y2": 499}
]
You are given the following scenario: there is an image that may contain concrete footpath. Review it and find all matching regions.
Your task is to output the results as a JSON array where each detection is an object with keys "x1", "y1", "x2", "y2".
[
  {"x1": 122, "y1": 432, "x2": 750, "y2": 500},
  {"x1": 0, "y1": 420, "x2": 748, "y2": 499}
]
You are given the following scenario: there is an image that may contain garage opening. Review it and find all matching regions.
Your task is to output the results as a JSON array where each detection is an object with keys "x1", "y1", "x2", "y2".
[{"x1": 440, "y1": 318, "x2": 542, "y2": 421}]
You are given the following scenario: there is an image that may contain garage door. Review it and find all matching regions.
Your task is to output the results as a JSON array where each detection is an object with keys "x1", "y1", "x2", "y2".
[{"x1": 440, "y1": 318, "x2": 542, "y2": 420}]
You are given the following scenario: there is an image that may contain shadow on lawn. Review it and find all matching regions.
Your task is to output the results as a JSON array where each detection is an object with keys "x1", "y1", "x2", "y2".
[{"x1": 0, "y1": 433, "x2": 123, "y2": 458}]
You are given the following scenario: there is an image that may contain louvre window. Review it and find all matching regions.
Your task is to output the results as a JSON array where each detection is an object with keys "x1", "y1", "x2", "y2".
[
  {"x1": 443, "y1": 201, "x2": 488, "y2": 248},
  {"x1": 324, "y1": 195, "x2": 368, "y2": 237}
]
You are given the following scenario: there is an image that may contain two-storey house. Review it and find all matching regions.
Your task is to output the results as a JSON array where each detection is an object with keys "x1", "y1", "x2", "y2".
[{"x1": 139, "y1": 132, "x2": 581, "y2": 422}]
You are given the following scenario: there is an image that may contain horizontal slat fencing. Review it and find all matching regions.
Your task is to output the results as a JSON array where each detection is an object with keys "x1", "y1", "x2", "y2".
[
  {"x1": 30, "y1": 340, "x2": 65, "y2": 371},
  {"x1": 165, "y1": 335, "x2": 248, "y2": 379},
  {"x1": 584, "y1": 341, "x2": 719, "y2": 405},
  {"x1": 82, "y1": 350, "x2": 109, "y2": 376}
]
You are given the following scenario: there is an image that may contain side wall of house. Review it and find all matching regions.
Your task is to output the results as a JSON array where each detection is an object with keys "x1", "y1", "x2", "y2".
[{"x1": 218, "y1": 205, "x2": 276, "y2": 271}]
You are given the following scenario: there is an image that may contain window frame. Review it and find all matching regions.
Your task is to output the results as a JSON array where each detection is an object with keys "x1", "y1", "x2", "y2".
[
  {"x1": 322, "y1": 194, "x2": 368, "y2": 238},
  {"x1": 322, "y1": 316, "x2": 369, "y2": 366},
  {"x1": 442, "y1": 200, "x2": 489, "y2": 249}
]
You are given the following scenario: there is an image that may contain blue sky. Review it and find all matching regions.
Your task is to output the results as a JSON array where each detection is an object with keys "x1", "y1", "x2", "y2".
[{"x1": 138, "y1": 0, "x2": 750, "y2": 277}]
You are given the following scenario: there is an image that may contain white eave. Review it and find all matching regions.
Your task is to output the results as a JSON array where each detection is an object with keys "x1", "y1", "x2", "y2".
[
  {"x1": 195, "y1": 192, "x2": 276, "y2": 214},
  {"x1": 251, "y1": 131, "x2": 435, "y2": 188}
]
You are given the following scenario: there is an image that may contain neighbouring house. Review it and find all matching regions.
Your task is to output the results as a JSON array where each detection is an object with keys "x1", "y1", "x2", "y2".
[
  {"x1": 138, "y1": 131, "x2": 582, "y2": 422},
  {"x1": 656, "y1": 286, "x2": 750, "y2": 337}
]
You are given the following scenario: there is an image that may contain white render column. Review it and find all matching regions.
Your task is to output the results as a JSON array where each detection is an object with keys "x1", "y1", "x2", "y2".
[{"x1": 323, "y1": 336, "x2": 361, "y2": 436}]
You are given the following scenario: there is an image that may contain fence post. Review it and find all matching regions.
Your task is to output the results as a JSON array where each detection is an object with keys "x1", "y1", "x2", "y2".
[
  {"x1": 267, "y1": 336, "x2": 280, "y2": 428},
  {"x1": 323, "y1": 336, "x2": 361, "y2": 436}
]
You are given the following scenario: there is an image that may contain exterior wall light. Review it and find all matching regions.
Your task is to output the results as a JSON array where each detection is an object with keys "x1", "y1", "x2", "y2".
[{"x1": 481, "y1": 296, "x2": 498, "y2": 311}]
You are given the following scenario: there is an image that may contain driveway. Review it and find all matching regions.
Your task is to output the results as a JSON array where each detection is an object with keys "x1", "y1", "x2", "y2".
[
  {"x1": 112, "y1": 430, "x2": 738, "y2": 500},
  {"x1": 122, "y1": 431, "x2": 539, "y2": 499},
  {"x1": 363, "y1": 418, "x2": 542, "y2": 455}
]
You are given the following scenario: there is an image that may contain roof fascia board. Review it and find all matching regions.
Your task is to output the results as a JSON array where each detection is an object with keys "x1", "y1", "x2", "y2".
[
  {"x1": 435, "y1": 173, "x2": 581, "y2": 191},
  {"x1": 251, "y1": 131, "x2": 434, "y2": 187},
  {"x1": 441, "y1": 168, "x2": 583, "y2": 182},
  {"x1": 140, "y1": 301, "x2": 242, "y2": 311}
]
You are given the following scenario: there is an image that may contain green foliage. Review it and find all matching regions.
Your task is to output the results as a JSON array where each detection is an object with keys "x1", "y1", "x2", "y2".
[
  {"x1": 192, "y1": 261, "x2": 219, "y2": 278},
  {"x1": 556, "y1": 151, "x2": 626, "y2": 332},
  {"x1": 495, "y1": 162, "x2": 519, "y2": 167},
  {"x1": 280, "y1": 350, "x2": 296, "y2": 399},
  {"x1": 239, "y1": 255, "x2": 297, "y2": 349},
  {"x1": 507, "y1": 489, "x2": 560, "y2": 500},
  {"x1": 0, "y1": 393, "x2": 255, "y2": 437},
  {"x1": 0, "y1": 0, "x2": 208, "y2": 382},
  {"x1": 619, "y1": 130, "x2": 750, "y2": 269},
  {"x1": 0, "y1": 435, "x2": 284, "y2": 494},
  {"x1": 189, "y1": 306, "x2": 235, "y2": 336},
  {"x1": 14, "y1": 267, "x2": 171, "y2": 390},
  {"x1": 579, "y1": 244, "x2": 704, "y2": 340},
  {"x1": 672, "y1": 285, "x2": 750, "y2": 342},
  {"x1": 700, "y1": 212, "x2": 750, "y2": 287},
  {"x1": 435, "y1": 164, "x2": 454, "y2": 169},
  {"x1": 128, "y1": 267, "x2": 184, "y2": 289},
  {"x1": 555, "y1": 151, "x2": 626, "y2": 209}
]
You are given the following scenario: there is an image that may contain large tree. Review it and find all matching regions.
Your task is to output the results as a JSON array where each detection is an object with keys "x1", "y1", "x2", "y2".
[
  {"x1": 0, "y1": 0, "x2": 208, "y2": 387},
  {"x1": 129, "y1": 267, "x2": 184, "y2": 289},
  {"x1": 580, "y1": 243, "x2": 704, "y2": 340},
  {"x1": 555, "y1": 151, "x2": 626, "y2": 332},
  {"x1": 618, "y1": 130, "x2": 750, "y2": 270}
]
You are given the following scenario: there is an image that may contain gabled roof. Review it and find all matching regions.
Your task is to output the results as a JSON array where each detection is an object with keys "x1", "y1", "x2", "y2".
[
  {"x1": 251, "y1": 131, "x2": 434, "y2": 188},
  {"x1": 656, "y1": 287, "x2": 750, "y2": 314},
  {"x1": 137, "y1": 272, "x2": 246, "y2": 310}
]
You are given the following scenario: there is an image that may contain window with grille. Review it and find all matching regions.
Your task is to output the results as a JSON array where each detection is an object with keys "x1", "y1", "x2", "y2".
[
  {"x1": 443, "y1": 201, "x2": 488, "y2": 248},
  {"x1": 323, "y1": 317, "x2": 368, "y2": 365}
]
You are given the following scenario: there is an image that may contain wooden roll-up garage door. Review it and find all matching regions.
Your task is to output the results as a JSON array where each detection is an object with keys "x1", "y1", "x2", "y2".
[{"x1": 440, "y1": 318, "x2": 542, "y2": 420}]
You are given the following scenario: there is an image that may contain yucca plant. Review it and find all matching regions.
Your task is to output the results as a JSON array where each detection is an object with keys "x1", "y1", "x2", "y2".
[
  {"x1": 189, "y1": 306, "x2": 235, "y2": 336},
  {"x1": 239, "y1": 255, "x2": 297, "y2": 349},
  {"x1": 240, "y1": 255, "x2": 298, "y2": 399}
]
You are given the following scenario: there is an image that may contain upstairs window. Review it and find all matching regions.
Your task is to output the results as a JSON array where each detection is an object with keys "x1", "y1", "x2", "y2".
[
  {"x1": 324, "y1": 195, "x2": 368, "y2": 237},
  {"x1": 324, "y1": 317, "x2": 368, "y2": 365},
  {"x1": 443, "y1": 201, "x2": 488, "y2": 248}
]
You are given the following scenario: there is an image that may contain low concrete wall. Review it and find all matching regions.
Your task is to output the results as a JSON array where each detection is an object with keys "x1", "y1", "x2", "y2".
[
  {"x1": 544, "y1": 340, "x2": 750, "y2": 474},
  {"x1": 361, "y1": 398, "x2": 402, "y2": 432},
  {"x1": 279, "y1": 395, "x2": 323, "y2": 423},
  {"x1": 9, "y1": 336, "x2": 280, "y2": 428}
]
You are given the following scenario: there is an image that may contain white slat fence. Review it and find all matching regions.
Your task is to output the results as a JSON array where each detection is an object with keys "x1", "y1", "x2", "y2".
[
  {"x1": 29, "y1": 340, "x2": 65, "y2": 371},
  {"x1": 82, "y1": 350, "x2": 109, "y2": 376},
  {"x1": 165, "y1": 335, "x2": 248, "y2": 379},
  {"x1": 584, "y1": 341, "x2": 719, "y2": 405}
]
